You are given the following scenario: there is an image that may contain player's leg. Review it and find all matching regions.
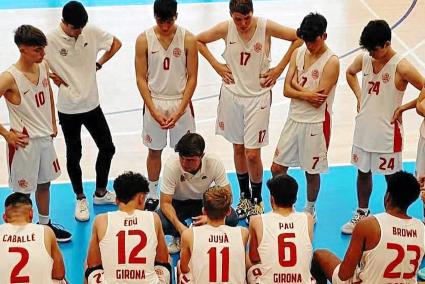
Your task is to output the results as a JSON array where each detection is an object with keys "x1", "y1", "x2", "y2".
[
  {"x1": 271, "y1": 118, "x2": 299, "y2": 176},
  {"x1": 311, "y1": 249, "x2": 341, "y2": 284},
  {"x1": 146, "y1": 149, "x2": 162, "y2": 210}
]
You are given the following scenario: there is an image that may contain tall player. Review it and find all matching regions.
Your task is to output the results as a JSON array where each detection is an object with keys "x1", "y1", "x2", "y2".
[
  {"x1": 271, "y1": 13, "x2": 339, "y2": 223},
  {"x1": 197, "y1": 0, "x2": 302, "y2": 221},
  {"x1": 0, "y1": 193, "x2": 66, "y2": 283},
  {"x1": 86, "y1": 171, "x2": 170, "y2": 284},
  {"x1": 135, "y1": 0, "x2": 198, "y2": 211},
  {"x1": 341, "y1": 20, "x2": 425, "y2": 234},
  {"x1": 178, "y1": 186, "x2": 248, "y2": 283},
  {"x1": 0, "y1": 25, "x2": 71, "y2": 241},
  {"x1": 312, "y1": 171, "x2": 424, "y2": 284},
  {"x1": 247, "y1": 174, "x2": 314, "y2": 284}
]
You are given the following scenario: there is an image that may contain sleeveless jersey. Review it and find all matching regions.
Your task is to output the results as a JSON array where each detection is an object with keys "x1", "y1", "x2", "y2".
[
  {"x1": 420, "y1": 120, "x2": 425, "y2": 139},
  {"x1": 258, "y1": 212, "x2": 313, "y2": 284},
  {"x1": 356, "y1": 213, "x2": 424, "y2": 283},
  {"x1": 190, "y1": 224, "x2": 246, "y2": 283},
  {"x1": 0, "y1": 223, "x2": 54, "y2": 284},
  {"x1": 353, "y1": 53, "x2": 404, "y2": 153},
  {"x1": 6, "y1": 62, "x2": 53, "y2": 138},
  {"x1": 146, "y1": 26, "x2": 187, "y2": 99},
  {"x1": 288, "y1": 46, "x2": 337, "y2": 123},
  {"x1": 222, "y1": 17, "x2": 271, "y2": 97},
  {"x1": 99, "y1": 210, "x2": 159, "y2": 284}
]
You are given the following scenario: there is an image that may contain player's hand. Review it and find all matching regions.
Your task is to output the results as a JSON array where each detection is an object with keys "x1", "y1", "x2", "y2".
[
  {"x1": 356, "y1": 99, "x2": 361, "y2": 113},
  {"x1": 49, "y1": 73, "x2": 68, "y2": 88},
  {"x1": 305, "y1": 90, "x2": 327, "y2": 108},
  {"x1": 215, "y1": 64, "x2": 234, "y2": 84},
  {"x1": 5, "y1": 130, "x2": 29, "y2": 149},
  {"x1": 192, "y1": 215, "x2": 207, "y2": 226},
  {"x1": 163, "y1": 111, "x2": 183, "y2": 129},
  {"x1": 418, "y1": 175, "x2": 425, "y2": 190},
  {"x1": 151, "y1": 111, "x2": 168, "y2": 129},
  {"x1": 260, "y1": 67, "x2": 281, "y2": 87},
  {"x1": 391, "y1": 106, "x2": 404, "y2": 124},
  {"x1": 51, "y1": 124, "x2": 58, "y2": 138}
]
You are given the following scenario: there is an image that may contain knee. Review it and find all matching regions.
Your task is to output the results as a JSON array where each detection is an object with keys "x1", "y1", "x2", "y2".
[
  {"x1": 233, "y1": 144, "x2": 245, "y2": 157},
  {"x1": 245, "y1": 149, "x2": 260, "y2": 163},
  {"x1": 305, "y1": 173, "x2": 319, "y2": 183},
  {"x1": 100, "y1": 143, "x2": 115, "y2": 158},
  {"x1": 225, "y1": 209, "x2": 239, "y2": 227},
  {"x1": 271, "y1": 163, "x2": 284, "y2": 176},
  {"x1": 357, "y1": 170, "x2": 371, "y2": 180}
]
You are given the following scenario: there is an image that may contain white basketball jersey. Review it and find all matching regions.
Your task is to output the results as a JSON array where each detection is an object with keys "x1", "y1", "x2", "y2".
[
  {"x1": 99, "y1": 210, "x2": 159, "y2": 284},
  {"x1": 353, "y1": 53, "x2": 404, "y2": 153},
  {"x1": 190, "y1": 225, "x2": 246, "y2": 283},
  {"x1": 288, "y1": 46, "x2": 337, "y2": 123},
  {"x1": 6, "y1": 63, "x2": 53, "y2": 138},
  {"x1": 356, "y1": 213, "x2": 424, "y2": 283},
  {"x1": 257, "y1": 212, "x2": 313, "y2": 284},
  {"x1": 222, "y1": 17, "x2": 271, "y2": 97},
  {"x1": 420, "y1": 120, "x2": 425, "y2": 139},
  {"x1": 0, "y1": 223, "x2": 54, "y2": 284},
  {"x1": 146, "y1": 26, "x2": 187, "y2": 99}
]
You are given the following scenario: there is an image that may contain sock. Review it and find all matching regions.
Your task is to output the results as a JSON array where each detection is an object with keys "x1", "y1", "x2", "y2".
[
  {"x1": 148, "y1": 180, "x2": 159, "y2": 199},
  {"x1": 237, "y1": 172, "x2": 251, "y2": 199},
  {"x1": 305, "y1": 201, "x2": 316, "y2": 209},
  {"x1": 251, "y1": 180, "x2": 262, "y2": 203},
  {"x1": 38, "y1": 214, "x2": 50, "y2": 225},
  {"x1": 357, "y1": 207, "x2": 369, "y2": 215}
]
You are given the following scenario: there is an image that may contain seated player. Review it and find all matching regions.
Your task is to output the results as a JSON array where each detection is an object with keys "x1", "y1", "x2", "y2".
[
  {"x1": 312, "y1": 171, "x2": 424, "y2": 284},
  {"x1": 247, "y1": 174, "x2": 314, "y2": 284},
  {"x1": 0, "y1": 192, "x2": 67, "y2": 283},
  {"x1": 85, "y1": 171, "x2": 171, "y2": 284},
  {"x1": 178, "y1": 186, "x2": 248, "y2": 283}
]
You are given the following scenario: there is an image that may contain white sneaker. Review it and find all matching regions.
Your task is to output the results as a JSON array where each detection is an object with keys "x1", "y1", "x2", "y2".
[
  {"x1": 341, "y1": 209, "x2": 370, "y2": 235},
  {"x1": 93, "y1": 190, "x2": 116, "y2": 205},
  {"x1": 168, "y1": 236, "x2": 181, "y2": 254},
  {"x1": 75, "y1": 198, "x2": 89, "y2": 221},
  {"x1": 304, "y1": 206, "x2": 317, "y2": 224}
]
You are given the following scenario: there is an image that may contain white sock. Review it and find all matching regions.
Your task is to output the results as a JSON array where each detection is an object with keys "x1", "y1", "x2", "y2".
[
  {"x1": 38, "y1": 214, "x2": 50, "y2": 225},
  {"x1": 148, "y1": 180, "x2": 159, "y2": 199},
  {"x1": 306, "y1": 201, "x2": 316, "y2": 209}
]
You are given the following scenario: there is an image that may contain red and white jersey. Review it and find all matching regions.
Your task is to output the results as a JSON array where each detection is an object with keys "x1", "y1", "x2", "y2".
[
  {"x1": 99, "y1": 210, "x2": 160, "y2": 284},
  {"x1": 0, "y1": 223, "x2": 54, "y2": 284},
  {"x1": 146, "y1": 26, "x2": 187, "y2": 99},
  {"x1": 357, "y1": 213, "x2": 424, "y2": 283},
  {"x1": 258, "y1": 212, "x2": 313, "y2": 284},
  {"x1": 353, "y1": 53, "x2": 404, "y2": 153},
  {"x1": 288, "y1": 46, "x2": 337, "y2": 123},
  {"x1": 190, "y1": 224, "x2": 246, "y2": 283},
  {"x1": 5, "y1": 62, "x2": 53, "y2": 138},
  {"x1": 222, "y1": 17, "x2": 271, "y2": 97}
]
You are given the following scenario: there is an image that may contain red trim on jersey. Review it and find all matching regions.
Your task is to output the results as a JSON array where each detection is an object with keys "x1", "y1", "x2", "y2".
[
  {"x1": 323, "y1": 104, "x2": 331, "y2": 149},
  {"x1": 189, "y1": 100, "x2": 195, "y2": 118},
  {"x1": 8, "y1": 143, "x2": 16, "y2": 171},
  {"x1": 393, "y1": 121, "x2": 402, "y2": 153}
]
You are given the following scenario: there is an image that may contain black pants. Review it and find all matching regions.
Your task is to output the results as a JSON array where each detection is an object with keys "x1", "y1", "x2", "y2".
[
  {"x1": 158, "y1": 199, "x2": 239, "y2": 237},
  {"x1": 58, "y1": 106, "x2": 115, "y2": 196}
]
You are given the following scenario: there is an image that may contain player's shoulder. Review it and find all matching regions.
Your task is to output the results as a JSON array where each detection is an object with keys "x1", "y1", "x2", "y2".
[
  {"x1": 396, "y1": 57, "x2": 415, "y2": 75},
  {"x1": 93, "y1": 212, "x2": 109, "y2": 226}
]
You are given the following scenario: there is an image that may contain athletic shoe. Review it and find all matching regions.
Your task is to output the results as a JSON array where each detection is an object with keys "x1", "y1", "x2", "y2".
[
  {"x1": 46, "y1": 221, "x2": 72, "y2": 242},
  {"x1": 341, "y1": 209, "x2": 370, "y2": 235},
  {"x1": 418, "y1": 267, "x2": 425, "y2": 280},
  {"x1": 168, "y1": 236, "x2": 181, "y2": 254},
  {"x1": 246, "y1": 198, "x2": 264, "y2": 222},
  {"x1": 93, "y1": 190, "x2": 116, "y2": 205},
  {"x1": 75, "y1": 198, "x2": 89, "y2": 222},
  {"x1": 144, "y1": 198, "x2": 159, "y2": 211},
  {"x1": 236, "y1": 195, "x2": 252, "y2": 219},
  {"x1": 304, "y1": 206, "x2": 317, "y2": 224}
]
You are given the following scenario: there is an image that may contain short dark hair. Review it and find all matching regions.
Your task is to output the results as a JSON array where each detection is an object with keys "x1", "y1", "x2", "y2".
[
  {"x1": 360, "y1": 20, "x2": 391, "y2": 52},
  {"x1": 62, "y1": 1, "x2": 88, "y2": 28},
  {"x1": 229, "y1": 0, "x2": 253, "y2": 15},
  {"x1": 5, "y1": 192, "x2": 32, "y2": 208},
  {"x1": 154, "y1": 0, "x2": 177, "y2": 21},
  {"x1": 175, "y1": 132, "x2": 205, "y2": 157},
  {"x1": 113, "y1": 171, "x2": 149, "y2": 204},
  {"x1": 14, "y1": 25, "x2": 47, "y2": 47},
  {"x1": 386, "y1": 171, "x2": 420, "y2": 211},
  {"x1": 267, "y1": 174, "x2": 298, "y2": 207},
  {"x1": 203, "y1": 186, "x2": 232, "y2": 220},
  {"x1": 297, "y1": 12, "x2": 327, "y2": 43}
]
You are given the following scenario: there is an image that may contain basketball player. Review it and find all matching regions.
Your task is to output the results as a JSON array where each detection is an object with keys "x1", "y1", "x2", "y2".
[
  {"x1": 271, "y1": 13, "x2": 339, "y2": 223},
  {"x1": 0, "y1": 25, "x2": 71, "y2": 242},
  {"x1": 197, "y1": 0, "x2": 302, "y2": 221},
  {"x1": 178, "y1": 186, "x2": 248, "y2": 283},
  {"x1": 341, "y1": 20, "x2": 425, "y2": 234},
  {"x1": 416, "y1": 87, "x2": 425, "y2": 219},
  {"x1": 312, "y1": 171, "x2": 424, "y2": 284},
  {"x1": 417, "y1": 173, "x2": 425, "y2": 280},
  {"x1": 135, "y1": 0, "x2": 198, "y2": 212},
  {"x1": 86, "y1": 171, "x2": 171, "y2": 284},
  {"x1": 0, "y1": 193, "x2": 66, "y2": 283},
  {"x1": 45, "y1": 1, "x2": 122, "y2": 222},
  {"x1": 247, "y1": 174, "x2": 314, "y2": 284}
]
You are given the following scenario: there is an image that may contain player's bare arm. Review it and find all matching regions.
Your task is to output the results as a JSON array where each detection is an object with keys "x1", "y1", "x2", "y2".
[
  {"x1": 164, "y1": 31, "x2": 198, "y2": 129},
  {"x1": 96, "y1": 36, "x2": 122, "y2": 67},
  {"x1": 86, "y1": 214, "x2": 107, "y2": 268},
  {"x1": 160, "y1": 192, "x2": 188, "y2": 234},
  {"x1": 45, "y1": 226, "x2": 66, "y2": 280},
  {"x1": 45, "y1": 61, "x2": 58, "y2": 138},
  {"x1": 153, "y1": 212, "x2": 170, "y2": 263},
  {"x1": 248, "y1": 215, "x2": 261, "y2": 265},
  {"x1": 417, "y1": 87, "x2": 425, "y2": 116},
  {"x1": 179, "y1": 227, "x2": 193, "y2": 274},
  {"x1": 346, "y1": 54, "x2": 363, "y2": 112},
  {"x1": 261, "y1": 20, "x2": 303, "y2": 87},
  {"x1": 197, "y1": 21, "x2": 234, "y2": 84},
  {"x1": 135, "y1": 32, "x2": 167, "y2": 127}
]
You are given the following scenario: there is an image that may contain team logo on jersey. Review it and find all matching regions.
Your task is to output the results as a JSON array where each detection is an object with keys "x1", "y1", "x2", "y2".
[
  {"x1": 382, "y1": 73, "x2": 391, "y2": 83},
  {"x1": 173, "y1": 47, "x2": 182, "y2": 58},
  {"x1": 254, "y1": 42, "x2": 262, "y2": 53},
  {"x1": 311, "y1": 69, "x2": 320, "y2": 80},
  {"x1": 59, "y1": 48, "x2": 68, "y2": 56},
  {"x1": 42, "y1": 78, "x2": 49, "y2": 88},
  {"x1": 352, "y1": 153, "x2": 359, "y2": 163},
  {"x1": 218, "y1": 121, "x2": 224, "y2": 130},
  {"x1": 18, "y1": 179, "x2": 28, "y2": 189},
  {"x1": 144, "y1": 134, "x2": 152, "y2": 144}
]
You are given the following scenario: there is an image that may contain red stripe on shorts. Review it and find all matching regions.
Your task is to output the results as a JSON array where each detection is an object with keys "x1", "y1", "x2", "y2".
[
  {"x1": 8, "y1": 143, "x2": 16, "y2": 171},
  {"x1": 323, "y1": 104, "x2": 331, "y2": 149},
  {"x1": 394, "y1": 121, "x2": 402, "y2": 152}
]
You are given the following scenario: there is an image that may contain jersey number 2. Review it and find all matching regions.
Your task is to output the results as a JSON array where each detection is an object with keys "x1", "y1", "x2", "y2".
[
  {"x1": 116, "y1": 229, "x2": 147, "y2": 264},
  {"x1": 383, "y1": 243, "x2": 420, "y2": 279},
  {"x1": 367, "y1": 81, "x2": 380, "y2": 96},
  {"x1": 9, "y1": 247, "x2": 30, "y2": 283}
]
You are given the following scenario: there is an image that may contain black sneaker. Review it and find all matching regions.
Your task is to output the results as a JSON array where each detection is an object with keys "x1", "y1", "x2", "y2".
[
  {"x1": 46, "y1": 221, "x2": 72, "y2": 242},
  {"x1": 144, "y1": 198, "x2": 159, "y2": 211}
]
